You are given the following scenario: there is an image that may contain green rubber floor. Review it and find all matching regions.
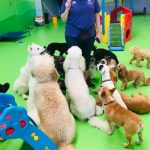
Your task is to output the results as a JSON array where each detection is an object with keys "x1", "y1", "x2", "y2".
[{"x1": 0, "y1": 15, "x2": 150, "y2": 150}]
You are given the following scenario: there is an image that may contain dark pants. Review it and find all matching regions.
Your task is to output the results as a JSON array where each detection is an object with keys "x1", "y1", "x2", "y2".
[{"x1": 65, "y1": 35, "x2": 95, "y2": 70}]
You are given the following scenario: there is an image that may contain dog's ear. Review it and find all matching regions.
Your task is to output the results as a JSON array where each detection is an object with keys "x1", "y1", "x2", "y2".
[
  {"x1": 119, "y1": 66, "x2": 126, "y2": 77},
  {"x1": 109, "y1": 88, "x2": 115, "y2": 94},
  {"x1": 52, "y1": 69, "x2": 58, "y2": 81},
  {"x1": 31, "y1": 71, "x2": 35, "y2": 78},
  {"x1": 79, "y1": 57, "x2": 86, "y2": 72},
  {"x1": 98, "y1": 87, "x2": 105, "y2": 97},
  {"x1": 63, "y1": 57, "x2": 70, "y2": 72},
  {"x1": 105, "y1": 56, "x2": 112, "y2": 65}
]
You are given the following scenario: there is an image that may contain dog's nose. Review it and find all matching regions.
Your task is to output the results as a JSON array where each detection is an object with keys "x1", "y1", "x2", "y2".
[{"x1": 98, "y1": 65, "x2": 103, "y2": 71}]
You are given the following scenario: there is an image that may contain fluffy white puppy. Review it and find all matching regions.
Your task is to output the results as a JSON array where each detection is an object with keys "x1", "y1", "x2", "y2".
[
  {"x1": 30, "y1": 54, "x2": 76, "y2": 150},
  {"x1": 97, "y1": 59, "x2": 127, "y2": 109},
  {"x1": 13, "y1": 43, "x2": 46, "y2": 99},
  {"x1": 63, "y1": 46, "x2": 110, "y2": 132}
]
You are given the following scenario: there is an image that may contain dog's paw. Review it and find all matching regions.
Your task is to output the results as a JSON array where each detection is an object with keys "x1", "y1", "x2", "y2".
[
  {"x1": 123, "y1": 143, "x2": 132, "y2": 148},
  {"x1": 135, "y1": 140, "x2": 141, "y2": 145},
  {"x1": 22, "y1": 94, "x2": 28, "y2": 100},
  {"x1": 107, "y1": 129, "x2": 113, "y2": 135},
  {"x1": 136, "y1": 137, "x2": 143, "y2": 145},
  {"x1": 135, "y1": 85, "x2": 140, "y2": 88},
  {"x1": 137, "y1": 64, "x2": 142, "y2": 67},
  {"x1": 96, "y1": 106, "x2": 104, "y2": 115},
  {"x1": 120, "y1": 87, "x2": 125, "y2": 91}
]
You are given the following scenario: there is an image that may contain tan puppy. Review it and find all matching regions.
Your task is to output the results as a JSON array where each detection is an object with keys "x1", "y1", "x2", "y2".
[
  {"x1": 117, "y1": 64, "x2": 150, "y2": 90},
  {"x1": 98, "y1": 87, "x2": 144, "y2": 148},
  {"x1": 119, "y1": 92, "x2": 150, "y2": 114},
  {"x1": 130, "y1": 47, "x2": 150, "y2": 68},
  {"x1": 31, "y1": 54, "x2": 76, "y2": 150}
]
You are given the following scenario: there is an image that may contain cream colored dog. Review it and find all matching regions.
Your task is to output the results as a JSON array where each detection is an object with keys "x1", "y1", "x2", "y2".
[
  {"x1": 13, "y1": 43, "x2": 46, "y2": 99},
  {"x1": 30, "y1": 54, "x2": 76, "y2": 150},
  {"x1": 130, "y1": 47, "x2": 150, "y2": 68},
  {"x1": 64, "y1": 46, "x2": 110, "y2": 133}
]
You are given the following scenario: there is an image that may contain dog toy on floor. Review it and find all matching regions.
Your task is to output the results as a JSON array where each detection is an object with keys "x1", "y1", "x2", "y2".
[
  {"x1": 117, "y1": 64, "x2": 150, "y2": 90},
  {"x1": 0, "y1": 83, "x2": 10, "y2": 93},
  {"x1": 98, "y1": 87, "x2": 144, "y2": 148},
  {"x1": 130, "y1": 47, "x2": 150, "y2": 68}
]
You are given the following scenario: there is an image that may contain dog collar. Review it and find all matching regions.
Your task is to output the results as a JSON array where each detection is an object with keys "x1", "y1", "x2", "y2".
[
  {"x1": 68, "y1": 67, "x2": 79, "y2": 70},
  {"x1": 104, "y1": 100, "x2": 115, "y2": 106},
  {"x1": 102, "y1": 79, "x2": 111, "y2": 83},
  {"x1": 37, "y1": 79, "x2": 52, "y2": 83}
]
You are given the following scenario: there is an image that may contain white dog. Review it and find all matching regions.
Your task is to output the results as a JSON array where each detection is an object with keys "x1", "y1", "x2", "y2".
[
  {"x1": 13, "y1": 43, "x2": 46, "y2": 99},
  {"x1": 97, "y1": 59, "x2": 127, "y2": 109},
  {"x1": 30, "y1": 54, "x2": 76, "y2": 150},
  {"x1": 63, "y1": 46, "x2": 110, "y2": 132}
]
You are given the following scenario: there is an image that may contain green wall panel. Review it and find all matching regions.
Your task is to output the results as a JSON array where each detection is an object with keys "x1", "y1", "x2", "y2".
[{"x1": 0, "y1": 0, "x2": 36, "y2": 35}]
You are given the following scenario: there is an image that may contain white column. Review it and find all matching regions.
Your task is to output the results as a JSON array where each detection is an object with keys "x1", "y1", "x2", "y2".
[{"x1": 35, "y1": 0, "x2": 43, "y2": 16}]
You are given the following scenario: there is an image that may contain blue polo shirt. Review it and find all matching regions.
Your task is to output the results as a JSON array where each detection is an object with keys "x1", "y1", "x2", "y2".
[{"x1": 61, "y1": 0, "x2": 100, "y2": 38}]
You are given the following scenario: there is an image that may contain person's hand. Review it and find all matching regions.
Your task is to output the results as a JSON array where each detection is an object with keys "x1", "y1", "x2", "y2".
[
  {"x1": 95, "y1": 33, "x2": 102, "y2": 42},
  {"x1": 65, "y1": 0, "x2": 72, "y2": 11}
]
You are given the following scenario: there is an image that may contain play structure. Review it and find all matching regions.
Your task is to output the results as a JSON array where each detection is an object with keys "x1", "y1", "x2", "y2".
[
  {"x1": 100, "y1": 0, "x2": 132, "y2": 51},
  {"x1": 0, "y1": 93, "x2": 58, "y2": 150}
]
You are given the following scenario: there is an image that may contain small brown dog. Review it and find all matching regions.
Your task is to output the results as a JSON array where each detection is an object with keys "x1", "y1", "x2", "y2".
[
  {"x1": 99, "y1": 87, "x2": 144, "y2": 148},
  {"x1": 119, "y1": 92, "x2": 150, "y2": 114},
  {"x1": 117, "y1": 64, "x2": 150, "y2": 90},
  {"x1": 130, "y1": 47, "x2": 150, "y2": 68}
]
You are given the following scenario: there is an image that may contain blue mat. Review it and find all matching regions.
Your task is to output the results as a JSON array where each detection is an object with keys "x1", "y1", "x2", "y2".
[{"x1": 0, "y1": 31, "x2": 30, "y2": 41}]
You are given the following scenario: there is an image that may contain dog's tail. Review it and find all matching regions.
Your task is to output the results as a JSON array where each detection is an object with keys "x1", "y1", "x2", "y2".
[
  {"x1": 59, "y1": 144, "x2": 74, "y2": 150},
  {"x1": 88, "y1": 116, "x2": 112, "y2": 134},
  {"x1": 143, "y1": 78, "x2": 150, "y2": 85}
]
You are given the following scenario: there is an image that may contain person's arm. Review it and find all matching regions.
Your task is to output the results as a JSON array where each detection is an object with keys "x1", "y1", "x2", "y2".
[
  {"x1": 61, "y1": 0, "x2": 71, "y2": 22},
  {"x1": 95, "y1": 13, "x2": 102, "y2": 41}
]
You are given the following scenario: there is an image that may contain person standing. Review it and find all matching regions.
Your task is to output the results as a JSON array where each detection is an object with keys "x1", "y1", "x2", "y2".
[{"x1": 61, "y1": 0, "x2": 101, "y2": 87}]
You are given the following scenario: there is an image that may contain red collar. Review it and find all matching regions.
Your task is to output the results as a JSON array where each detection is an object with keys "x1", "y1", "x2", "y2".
[{"x1": 104, "y1": 100, "x2": 115, "y2": 106}]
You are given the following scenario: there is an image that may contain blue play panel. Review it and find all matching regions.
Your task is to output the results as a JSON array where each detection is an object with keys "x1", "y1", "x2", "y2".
[
  {"x1": 0, "y1": 31, "x2": 30, "y2": 41},
  {"x1": 0, "y1": 93, "x2": 58, "y2": 150}
]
